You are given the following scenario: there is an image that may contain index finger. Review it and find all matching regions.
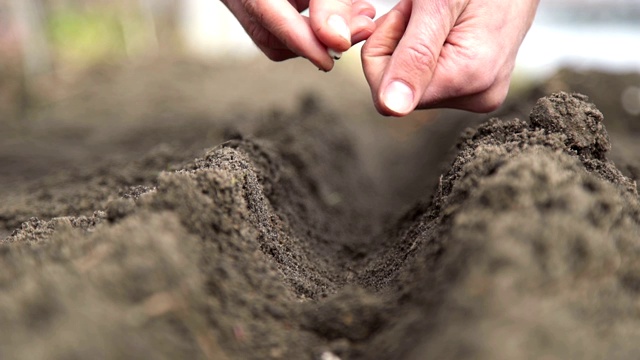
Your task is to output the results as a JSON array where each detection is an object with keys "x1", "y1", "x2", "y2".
[{"x1": 244, "y1": 0, "x2": 334, "y2": 70}]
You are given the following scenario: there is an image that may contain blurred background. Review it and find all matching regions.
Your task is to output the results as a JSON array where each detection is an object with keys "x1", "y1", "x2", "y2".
[
  {"x1": 518, "y1": 0, "x2": 640, "y2": 74},
  {"x1": 0, "y1": 0, "x2": 639, "y2": 190},
  {"x1": 1, "y1": 0, "x2": 639, "y2": 121},
  {"x1": 4, "y1": 0, "x2": 639, "y2": 70}
]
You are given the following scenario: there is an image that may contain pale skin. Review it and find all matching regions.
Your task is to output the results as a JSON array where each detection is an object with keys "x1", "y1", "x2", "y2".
[{"x1": 222, "y1": 0, "x2": 540, "y2": 116}]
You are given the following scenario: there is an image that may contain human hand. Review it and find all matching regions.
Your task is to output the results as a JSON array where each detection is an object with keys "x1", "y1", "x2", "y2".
[
  {"x1": 221, "y1": 0, "x2": 377, "y2": 71},
  {"x1": 362, "y1": 0, "x2": 539, "y2": 116}
]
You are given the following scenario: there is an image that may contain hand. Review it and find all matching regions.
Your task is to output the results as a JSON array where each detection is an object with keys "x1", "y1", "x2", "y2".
[
  {"x1": 221, "y1": 0, "x2": 376, "y2": 71},
  {"x1": 362, "y1": 0, "x2": 539, "y2": 116}
]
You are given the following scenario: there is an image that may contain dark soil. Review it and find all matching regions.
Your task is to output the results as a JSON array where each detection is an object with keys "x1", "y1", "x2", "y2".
[{"x1": 1, "y1": 59, "x2": 640, "y2": 359}]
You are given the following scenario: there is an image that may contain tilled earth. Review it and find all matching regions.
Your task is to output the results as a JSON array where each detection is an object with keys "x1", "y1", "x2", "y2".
[{"x1": 1, "y1": 59, "x2": 640, "y2": 359}]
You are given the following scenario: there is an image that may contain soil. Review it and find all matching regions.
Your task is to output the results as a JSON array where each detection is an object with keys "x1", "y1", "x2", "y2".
[{"x1": 1, "y1": 58, "x2": 639, "y2": 359}]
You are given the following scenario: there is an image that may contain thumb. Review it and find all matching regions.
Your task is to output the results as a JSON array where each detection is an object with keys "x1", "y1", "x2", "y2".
[
  {"x1": 310, "y1": 0, "x2": 354, "y2": 52},
  {"x1": 371, "y1": 0, "x2": 454, "y2": 116}
]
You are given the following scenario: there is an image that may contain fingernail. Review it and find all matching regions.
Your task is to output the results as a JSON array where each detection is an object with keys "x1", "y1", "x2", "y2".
[
  {"x1": 382, "y1": 81, "x2": 414, "y2": 115},
  {"x1": 327, "y1": 14, "x2": 351, "y2": 43},
  {"x1": 328, "y1": 48, "x2": 342, "y2": 60}
]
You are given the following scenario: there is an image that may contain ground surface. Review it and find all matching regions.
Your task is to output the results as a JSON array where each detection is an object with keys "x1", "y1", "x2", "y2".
[{"x1": 1, "y1": 57, "x2": 639, "y2": 359}]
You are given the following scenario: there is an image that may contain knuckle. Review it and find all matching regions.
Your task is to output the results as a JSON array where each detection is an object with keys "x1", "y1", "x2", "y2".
[
  {"x1": 241, "y1": 0, "x2": 258, "y2": 14},
  {"x1": 361, "y1": 40, "x2": 374, "y2": 62},
  {"x1": 462, "y1": 48, "x2": 503, "y2": 95},
  {"x1": 263, "y1": 50, "x2": 278, "y2": 61},
  {"x1": 481, "y1": 98, "x2": 503, "y2": 113},
  {"x1": 402, "y1": 41, "x2": 437, "y2": 75},
  {"x1": 247, "y1": 22, "x2": 268, "y2": 46},
  {"x1": 452, "y1": 57, "x2": 497, "y2": 96},
  {"x1": 264, "y1": 50, "x2": 288, "y2": 62},
  {"x1": 476, "y1": 83, "x2": 509, "y2": 112},
  {"x1": 246, "y1": 20, "x2": 286, "y2": 50},
  {"x1": 259, "y1": 46, "x2": 296, "y2": 62},
  {"x1": 490, "y1": 84, "x2": 510, "y2": 108},
  {"x1": 467, "y1": 70, "x2": 495, "y2": 94}
]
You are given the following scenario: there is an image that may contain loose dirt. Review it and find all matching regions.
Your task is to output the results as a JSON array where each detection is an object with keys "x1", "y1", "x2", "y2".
[{"x1": 1, "y1": 59, "x2": 639, "y2": 359}]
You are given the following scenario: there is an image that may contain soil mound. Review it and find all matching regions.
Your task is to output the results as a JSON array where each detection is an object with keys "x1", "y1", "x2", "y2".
[
  {"x1": 357, "y1": 92, "x2": 640, "y2": 359},
  {"x1": 1, "y1": 92, "x2": 639, "y2": 359}
]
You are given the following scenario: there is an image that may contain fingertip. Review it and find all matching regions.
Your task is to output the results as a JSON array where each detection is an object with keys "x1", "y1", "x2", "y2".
[
  {"x1": 318, "y1": 57, "x2": 336, "y2": 72},
  {"x1": 309, "y1": 0, "x2": 353, "y2": 51},
  {"x1": 352, "y1": 29, "x2": 373, "y2": 45},
  {"x1": 350, "y1": 15, "x2": 375, "y2": 44},
  {"x1": 325, "y1": 14, "x2": 352, "y2": 50},
  {"x1": 320, "y1": 54, "x2": 336, "y2": 72},
  {"x1": 299, "y1": 46, "x2": 335, "y2": 71},
  {"x1": 328, "y1": 14, "x2": 351, "y2": 41},
  {"x1": 380, "y1": 80, "x2": 415, "y2": 116}
]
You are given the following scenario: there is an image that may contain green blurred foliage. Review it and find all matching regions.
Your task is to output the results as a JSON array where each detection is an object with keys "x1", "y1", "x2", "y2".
[{"x1": 47, "y1": 6, "x2": 150, "y2": 65}]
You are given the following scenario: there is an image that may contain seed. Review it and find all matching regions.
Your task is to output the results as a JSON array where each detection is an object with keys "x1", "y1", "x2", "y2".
[{"x1": 328, "y1": 48, "x2": 342, "y2": 60}]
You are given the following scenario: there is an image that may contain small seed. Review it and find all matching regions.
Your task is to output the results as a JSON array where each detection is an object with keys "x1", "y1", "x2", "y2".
[{"x1": 328, "y1": 48, "x2": 342, "y2": 60}]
